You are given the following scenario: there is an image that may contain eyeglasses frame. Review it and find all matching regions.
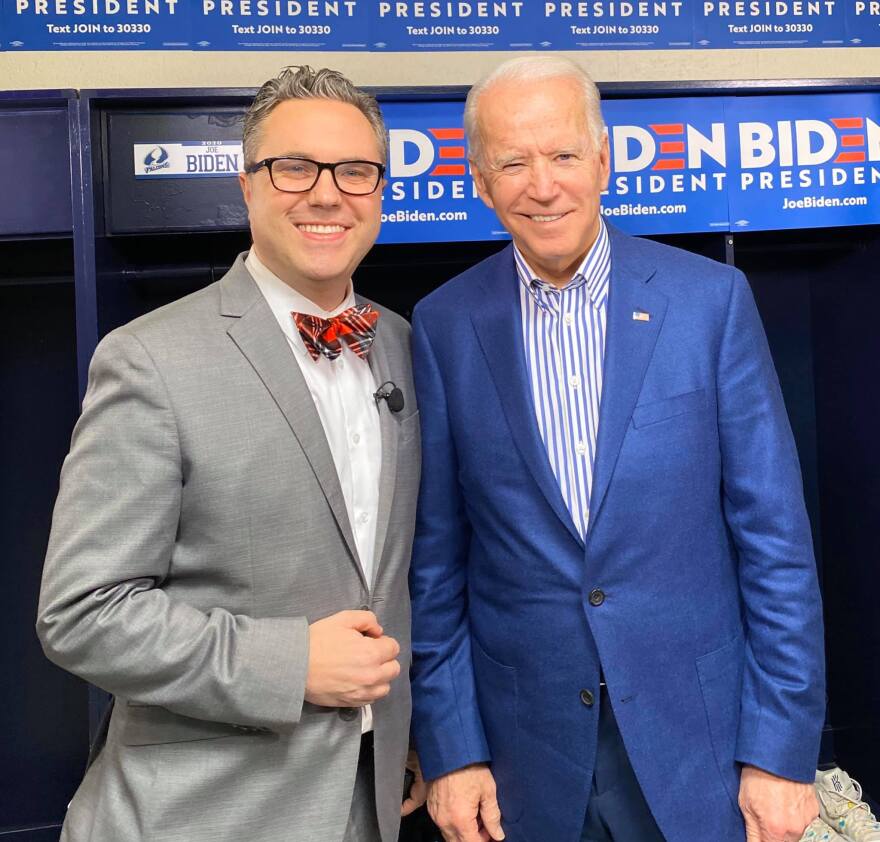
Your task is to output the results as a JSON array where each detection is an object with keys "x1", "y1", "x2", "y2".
[{"x1": 244, "y1": 156, "x2": 386, "y2": 196}]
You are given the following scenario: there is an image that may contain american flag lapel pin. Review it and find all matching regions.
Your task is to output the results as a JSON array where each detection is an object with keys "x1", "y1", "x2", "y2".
[{"x1": 632, "y1": 310, "x2": 651, "y2": 322}]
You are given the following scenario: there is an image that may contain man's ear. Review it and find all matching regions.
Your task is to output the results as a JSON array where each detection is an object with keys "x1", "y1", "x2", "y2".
[
  {"x1": 470, "y1": 158, "x2": 495, "y2": 211},
  {"x1": 239, "y1": 171, "x2": 251, "y2": 205},
  {"x1": 598, "y1": 131, "x2": 611, "y2": 192}
]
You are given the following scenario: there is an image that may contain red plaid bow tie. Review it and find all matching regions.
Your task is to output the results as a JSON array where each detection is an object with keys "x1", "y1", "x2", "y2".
[{"x1": 292, "y1": 304, "x2": 379, "y2": 362}]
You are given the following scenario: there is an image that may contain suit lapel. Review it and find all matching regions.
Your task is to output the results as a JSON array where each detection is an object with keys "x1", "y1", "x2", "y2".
[
  {"x1": 364, "y1": 313, "x2": 398, "y2": 589},
  {"x1": 220, "y1": 257, "x2": 367, "y2": 590},
  {"x1": 471, "y1": 247, "x2": 583, "y2": 545},
  {"x1": 588, "y1": 228, "x2": 668, "y2": 534}
]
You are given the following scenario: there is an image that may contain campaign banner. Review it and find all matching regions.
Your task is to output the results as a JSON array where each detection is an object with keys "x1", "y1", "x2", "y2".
[
  {"x1": 3, "y1": 0, "x2": 190, "y2": 49},
  {"x1": 191, "y1": 0, "x2": 368, "y2": 49},
  {"x1": 377, "y1": 100, "x2": 506, "y2": 244},
  {"x1": 694, "y1": 0, "x2": 847, "y2": 46},
  {"x1": 133, "y1": 140, "x2": 243, "y2": 178},
  {"x1": 725, "y1": 92, "x2": 880, "y2": 231},
  {"x1": 126, "y1": 94, "x2": 880, "y2": 242},
  {"x1": 370, "y1": 1, "x2": 541, "y2": 51},
  {"x1": 601, "y1": 97, "x2": 730, "y2": 234},
  {"x1": 538, "y1": 0, "x2": 695, "y2": 49},
  {"x1": 845, "y1": 0, "x2": 880, "y2": 43}
]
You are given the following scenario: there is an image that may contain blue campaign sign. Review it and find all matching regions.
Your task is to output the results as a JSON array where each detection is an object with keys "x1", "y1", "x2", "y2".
[
  {"x1": 538, "y1": 0, "x2": 694, "y2": 49},
  {"x1": 191, "y1": 0, "x2": 368, "y2": 49},
  {"x1": 376, "y1": 96, "x2": 731, "y2": 244},
  {"x1": 725, "y1": 92, "x2": 880, "y2": 231},
  {"x1": 693, "y1": 0, "x2": 847, "y2": 46},
  {"x1": 844, "y1": 0, "x2": 880, "y2": 43},
  {"x1": 370, "y1": 1, "x2": 541, "y2": 50},
  {"x1": 3, "y1": 0, "x2": 189, "y2": 49},
  {"x1": 377, "y1": 100, "x2": 507, "y2": 244},
  {"x1": 602, "y1": 97, "x2": 730, "y2": 234}
]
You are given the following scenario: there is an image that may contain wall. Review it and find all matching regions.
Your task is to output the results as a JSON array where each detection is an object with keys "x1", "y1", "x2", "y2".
[{"x1": 0, "y1": 47, "x2": 878, "y2": 91}]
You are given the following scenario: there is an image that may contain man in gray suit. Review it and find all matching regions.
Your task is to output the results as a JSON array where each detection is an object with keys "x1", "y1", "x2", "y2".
[{"x1": 37, "y1": 66, "x2": 422, "y2": 842}]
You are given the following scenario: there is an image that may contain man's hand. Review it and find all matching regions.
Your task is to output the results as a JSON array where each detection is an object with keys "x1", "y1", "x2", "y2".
[
  {"x1": 304, "y1": 610, "x2": 401, "y2": 707},
  {"x1": 427, "y1": 763, "x2": 505, "y2": 842},
  {"x1": 401, "y1": 750, "x2": 429, "y2": 817},
  {"x1": 739, "y1": 764, "x2": 819, "y2": 842}
]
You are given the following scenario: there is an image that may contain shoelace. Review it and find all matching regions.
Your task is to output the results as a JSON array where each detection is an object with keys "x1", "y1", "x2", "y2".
[{"x1": 825, "y1": 779, "x2": 880, "y2": 840}]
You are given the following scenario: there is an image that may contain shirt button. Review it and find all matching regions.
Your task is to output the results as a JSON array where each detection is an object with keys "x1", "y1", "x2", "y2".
[
  {"x1": 576, "y1": 441, "x2": 587, "y2": 455},
  {"x1": 565, "y1": 314, "x2": 574, "y2": 326},
  {"x1": 352, "y1": 433, "x2": 361, "y2": 444},
  {"x1": 359, "y1": 512, "x2": 369, "y2": 524},
  {"x1": 588, "y1": 589, "x2": 605, "y2": 607},
  {"x1": 580, "y1": 689, "x2": 595, "y2": 707},
  {"x1": 569, "y1": 375, "x2": 580, "y2": 388}
]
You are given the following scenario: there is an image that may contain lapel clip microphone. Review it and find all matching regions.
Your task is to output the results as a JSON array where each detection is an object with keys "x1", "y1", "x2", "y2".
[{"x1": 373, "y1": 381, "x2": 405, "y2": 413}]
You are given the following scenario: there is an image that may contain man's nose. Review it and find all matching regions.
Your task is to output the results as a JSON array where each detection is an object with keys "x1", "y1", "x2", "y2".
[
  {"x1": 526, "y1": 160, "x2": 560, "y2": 202},
  {"x1": 308, "y1": 167, "x2": 342, "y2": 206}
]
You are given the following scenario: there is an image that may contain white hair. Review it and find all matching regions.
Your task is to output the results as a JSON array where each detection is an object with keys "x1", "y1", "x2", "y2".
[{"x1": 464, "y1": 56, "x2": 605, "y2": 166}]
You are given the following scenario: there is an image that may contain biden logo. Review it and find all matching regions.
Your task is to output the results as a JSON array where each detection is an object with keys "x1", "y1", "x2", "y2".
[{"x1": 388, "y1": 127, "x2": 468, "y2": 178}]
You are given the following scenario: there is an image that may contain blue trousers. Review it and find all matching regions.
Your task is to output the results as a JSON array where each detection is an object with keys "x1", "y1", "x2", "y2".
[{"x1": 581, "y1": 689, "x2": 667, "y2": 842}]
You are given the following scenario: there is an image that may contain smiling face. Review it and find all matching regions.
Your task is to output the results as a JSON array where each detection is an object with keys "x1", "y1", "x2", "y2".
[
  {"x1": 471, "y1": 75, "x2": 610, "y2": 288},
  {"x1": 239, "y1": 98, "x2": 384, "y2": 308}
]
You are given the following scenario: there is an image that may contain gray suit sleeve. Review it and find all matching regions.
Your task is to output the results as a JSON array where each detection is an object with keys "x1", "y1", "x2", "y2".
[{"x1": 36, "y1": 331, "x2": 309, "y2": 732}]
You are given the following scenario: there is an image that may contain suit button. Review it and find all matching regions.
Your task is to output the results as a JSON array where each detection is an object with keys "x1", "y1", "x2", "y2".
[
  {"x1": 339, "y1": 707, "x2": 358, "y2": 722},
  {"x1": 580, "y1": 689, "x2": 595, "y2": 707},
  {"x1": 359, "y1": 604, "x2": 370, "y2": 611},
  {"x1": 588, "y1": 588, "x2": 605, "y2": 607}
]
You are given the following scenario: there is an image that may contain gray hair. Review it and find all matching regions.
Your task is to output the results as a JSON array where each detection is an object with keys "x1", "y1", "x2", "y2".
[
  {"x1": 243, "y1": 65, "x2": 387, "y2": 165},
  {"x1": 464, "y1": 56, "x2": 605, "y2": 167}
]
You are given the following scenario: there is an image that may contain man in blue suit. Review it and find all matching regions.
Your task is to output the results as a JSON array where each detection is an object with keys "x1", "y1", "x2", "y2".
[{"x1": 409, "y1": 56, "x2": 826, "y2": 842}]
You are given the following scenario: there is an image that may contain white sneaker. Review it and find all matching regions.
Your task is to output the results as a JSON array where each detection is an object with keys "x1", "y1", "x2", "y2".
[
  {"x1": 815, "y1": 768, "x2": 880, "y2": 841},
  {"x1": 800, "y1": 817, "x2": 847, "y2": 841}
]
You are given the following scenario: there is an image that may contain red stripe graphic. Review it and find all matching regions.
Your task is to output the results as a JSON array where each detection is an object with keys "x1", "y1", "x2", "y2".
[
  {"x1": 429, "y1": 128, "x2": 465, "y2": 140},
  {"x1": 439, "y1": 146, "x2": 466, "y2": 158},
  {"x1": 430, "y1": 164, "x2": 467, "y2": 175},
  {"x1": 649, "y1": 123, "x2": 684, "y2": 135},
  {"x1": 840, "y1": 135, "x2": 865, "y2": 147},
  {"x1": 834, "y1": 151, "x2": 866, "y2": 163},
  {"x1": 660, "y1": 141, "x2": 685, "y2": 154},
  {"x1": 652, "y1": 159, "x2": 685, "y2": 170},
  {"x1": 830, "y1": 118, "x2": 863, "y2": 129}
]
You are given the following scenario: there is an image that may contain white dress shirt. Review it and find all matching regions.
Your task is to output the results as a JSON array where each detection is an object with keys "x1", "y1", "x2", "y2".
[{"x1": 246, "y1": 250, "x2": 381, "y2": 732}]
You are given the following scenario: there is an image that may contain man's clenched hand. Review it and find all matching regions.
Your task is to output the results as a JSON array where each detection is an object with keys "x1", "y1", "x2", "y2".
[{"x1": 304, "y1": 610, "x2": 401, "y2": 707}]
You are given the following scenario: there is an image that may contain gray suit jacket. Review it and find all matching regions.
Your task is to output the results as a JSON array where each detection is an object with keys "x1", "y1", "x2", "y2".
[{"x1": 37, "y1": 255, "x2": 420, "y2": 842}]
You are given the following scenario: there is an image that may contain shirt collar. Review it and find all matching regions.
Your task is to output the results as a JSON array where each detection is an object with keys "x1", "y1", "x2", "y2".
[
  {"x1": 245, "y1": 249, "x2": 357, "y2": 359},
  {"x1": 514, "y1": 218, "x2": 611, "y2": 311}
]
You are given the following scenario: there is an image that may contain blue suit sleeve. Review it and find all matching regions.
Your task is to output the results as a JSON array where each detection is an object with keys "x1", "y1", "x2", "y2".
[
  {"x1": 409, "y1": 308, "x2": 492, "y2": 782},
  {"x1": 718, "y1": 270, "x2": 826, "y2": 782}
]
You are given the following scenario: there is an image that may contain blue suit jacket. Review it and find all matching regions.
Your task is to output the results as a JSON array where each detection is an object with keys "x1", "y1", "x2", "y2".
[{"x1": 409, "y1": 226, "x2": 826, "y2": 842}]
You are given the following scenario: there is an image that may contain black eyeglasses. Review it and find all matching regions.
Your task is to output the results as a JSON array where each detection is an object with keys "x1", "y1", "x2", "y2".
[{"x1": 244, "y1": 156, "x2": 385, "y2": 196}]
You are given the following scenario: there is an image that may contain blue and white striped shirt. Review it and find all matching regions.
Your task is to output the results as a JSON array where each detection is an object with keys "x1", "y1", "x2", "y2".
[{"x1": 516, "y1": 220, "x2": 612, "y2": 541}]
